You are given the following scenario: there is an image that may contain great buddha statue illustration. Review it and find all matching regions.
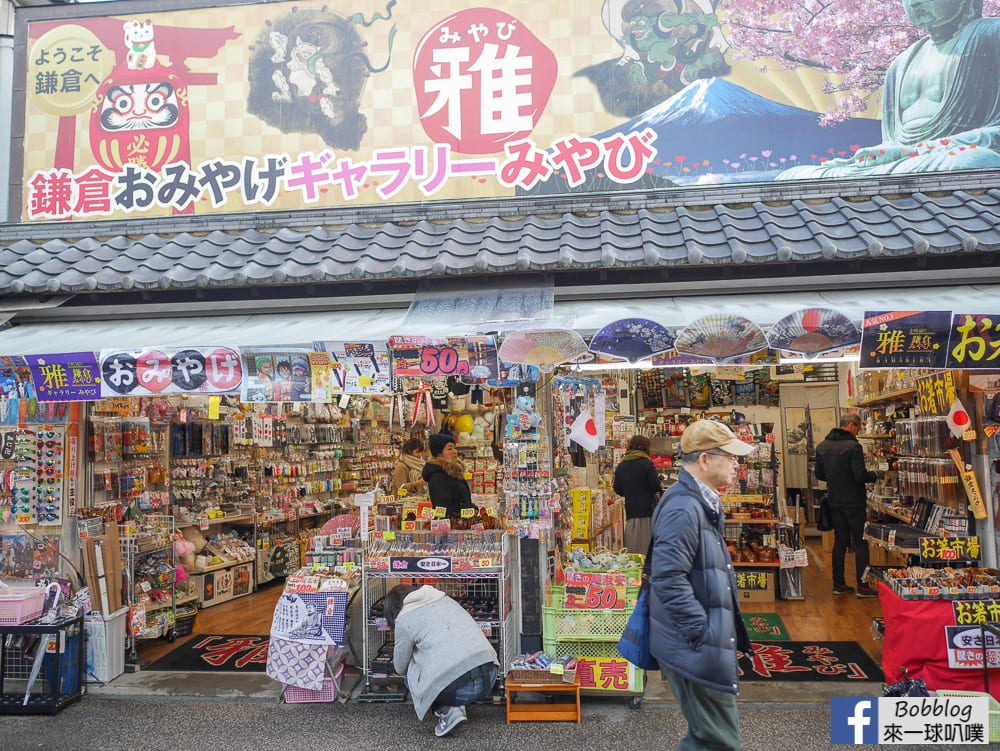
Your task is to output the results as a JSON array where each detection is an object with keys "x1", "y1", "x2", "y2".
[{"x1": 778, "y1": 0, "x2": 1000, "y2": 179}]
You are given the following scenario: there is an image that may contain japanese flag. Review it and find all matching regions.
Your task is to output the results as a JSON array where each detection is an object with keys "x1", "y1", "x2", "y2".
[
  {"x1": 947, "y1": 397, "x2": 972, "y2": 439},
  {"x1": 568, "y1": 409, "x2": 601, "y2": 453}
]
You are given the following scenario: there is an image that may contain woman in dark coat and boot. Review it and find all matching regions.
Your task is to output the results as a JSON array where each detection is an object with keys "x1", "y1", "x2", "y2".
[{"x1": 613, "y1": 434, "x2": 662, "y2": 554}]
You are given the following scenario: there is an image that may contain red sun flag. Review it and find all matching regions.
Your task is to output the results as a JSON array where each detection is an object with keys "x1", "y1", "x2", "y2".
[
  {"x1": 568, "y1": 409, "x2": 601, "y2": 453},
  {"x1": 947, "y1": 398, "x2": 971, "y2": 439}
]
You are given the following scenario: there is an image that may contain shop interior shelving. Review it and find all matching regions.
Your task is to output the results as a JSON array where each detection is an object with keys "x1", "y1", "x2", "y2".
[
  {"x1": 360, "y1": 531, "x2": 514, "y2": 698},
  {"x1": 119, "y1": 513, "x2": 179, "y2": 660}
]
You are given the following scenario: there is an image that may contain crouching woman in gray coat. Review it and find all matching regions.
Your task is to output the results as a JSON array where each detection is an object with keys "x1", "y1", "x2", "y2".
[{"x1": 385, "y1": 584, "x2": 499, "y2": 737}]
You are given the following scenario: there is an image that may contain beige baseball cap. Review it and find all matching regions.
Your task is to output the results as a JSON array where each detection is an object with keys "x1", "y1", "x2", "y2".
[{"x1": 681, "y1": 420, "x2": 754, "y2": 456}]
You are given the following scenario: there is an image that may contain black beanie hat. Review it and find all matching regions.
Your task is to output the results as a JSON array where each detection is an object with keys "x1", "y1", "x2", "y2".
[{"x1": 428, "y1": 433, "x2": 454, "y2": 457}]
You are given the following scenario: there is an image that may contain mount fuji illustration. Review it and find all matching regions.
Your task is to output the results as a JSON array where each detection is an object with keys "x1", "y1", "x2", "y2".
[{"x1": 596, "y1": 77, "x2": 883, "y2": 184}]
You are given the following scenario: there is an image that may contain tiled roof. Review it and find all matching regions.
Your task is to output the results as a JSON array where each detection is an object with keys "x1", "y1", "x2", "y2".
[{"x1": 1, "y1": 177, "x2": 998, "y2": 296}]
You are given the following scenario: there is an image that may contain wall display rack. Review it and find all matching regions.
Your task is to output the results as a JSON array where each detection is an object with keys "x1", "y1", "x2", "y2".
[
  {"x1": 865, "y1": 415, "x2": 968, "y2": 560},
  {"x1": 720, "y1": 426, "x2": 783, "y2": 603},
  {"x1": 119, "y1": 513, "x2": 185, "y2": 660},
  {"x1": 360, "y1": 529, "x2": 514, "y2": 699}
]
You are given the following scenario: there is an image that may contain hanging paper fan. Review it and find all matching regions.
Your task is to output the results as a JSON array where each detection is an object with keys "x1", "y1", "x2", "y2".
[
  {"x1": 766, "y1": 308, "x2": 861, "y2": 356},
  {"x1": 498, "y1": 329, "x2": 589, "y2": 368},
  {"x1": 589, "y1": 318, "x2": 676, "y2": 363},
  {"x1": 674, "y1": 315, "x2": 768, "y2": 362}
]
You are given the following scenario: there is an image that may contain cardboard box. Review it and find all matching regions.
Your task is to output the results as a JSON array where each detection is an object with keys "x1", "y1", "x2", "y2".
[{"x1": 738, "y1": 571, "x2": 775, "y2": 603}]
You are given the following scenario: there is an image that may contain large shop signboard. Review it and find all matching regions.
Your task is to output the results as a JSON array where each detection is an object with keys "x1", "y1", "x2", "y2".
[{"x1": 16, "y1": 1, "x2": 1000, "y2": 222}]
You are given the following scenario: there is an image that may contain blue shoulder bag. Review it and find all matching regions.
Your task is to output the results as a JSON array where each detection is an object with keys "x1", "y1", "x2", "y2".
[{"x1": 617, "y1": 516, "x2": 659, "y2": 671}]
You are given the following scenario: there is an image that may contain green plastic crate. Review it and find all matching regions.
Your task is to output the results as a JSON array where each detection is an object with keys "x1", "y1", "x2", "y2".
[{"x1": 542, "y1": 602, "x2": 633, "y2": 642}]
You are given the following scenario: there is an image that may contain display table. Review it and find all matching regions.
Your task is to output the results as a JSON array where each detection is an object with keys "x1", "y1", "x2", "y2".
[
  {"x1": 506, "y1": 675, "x2": 581, "y2": 724},
  {"x1": 879, "y1": 583, "x2": 1000, "y2": 701}
]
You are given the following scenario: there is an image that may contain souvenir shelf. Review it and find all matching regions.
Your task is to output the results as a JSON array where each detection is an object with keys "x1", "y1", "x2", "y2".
[
  {"x1": 88, "y1": 414, "x2": 170, "y2": 524},
  {"x1": 174, "y1": 513, "x2": 257, "y2": 608},
  {"x1": 360, "y1": 530, "x2": 514, "y2": 697},
  {"x1": 119, "y1": 514, "x2": 179, "y2": 660},
  {"x1": 3, "y1": 425, "x2": 70, "y2": 531},
  {"x1": 865, "y1": 415, "x2": 971, "y2": 562},
  {"x1": 721, "y1": 429, "x2": 781, "y2": 602}
]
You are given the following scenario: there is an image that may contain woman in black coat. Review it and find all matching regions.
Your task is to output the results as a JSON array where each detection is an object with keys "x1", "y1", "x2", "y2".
[
  {"x1": 422, "y1": 433, "x2": 475, "y2": 518},
  {"x1": 613, "y1": 434, "x2": 662, "y2": 554}
]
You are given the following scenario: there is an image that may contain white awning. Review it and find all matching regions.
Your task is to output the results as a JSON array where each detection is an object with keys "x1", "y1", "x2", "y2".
[
  {"x1": 0, "y1": 308, "x2": 412, "y2": 356},
  {"x1": 0, "y1": 283, "x2": 996, "y2": 357}
]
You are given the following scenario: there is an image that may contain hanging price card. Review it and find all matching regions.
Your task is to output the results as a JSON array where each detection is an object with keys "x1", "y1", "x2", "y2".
[
  {"x1": 563, "y1": 571, "x2": 627, "y2": 610},
  {"x1": 388, "y1": 336, "x2": 471, "y2": 377}
]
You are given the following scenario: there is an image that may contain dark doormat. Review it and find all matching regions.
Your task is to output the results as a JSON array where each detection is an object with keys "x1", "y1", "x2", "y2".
[
  {"x1": 146, "y1": 635, "x2": 269, "y2": 672},
  {"x1": 739, "y1": 641, "x2": 883, "y2": 682}
]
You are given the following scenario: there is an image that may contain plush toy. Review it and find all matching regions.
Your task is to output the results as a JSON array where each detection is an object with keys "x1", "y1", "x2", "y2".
[
  {"x1": 180, "y1": 525, "x2": 208, "y2": 554},
  {"x1": 173, "y1": 533, "x2": 196, "y2": 568},
  {"x1": 514, "y1": 395, "x2": 542, "y2": 428}
]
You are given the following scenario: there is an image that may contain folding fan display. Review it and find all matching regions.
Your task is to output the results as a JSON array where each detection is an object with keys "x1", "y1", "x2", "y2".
[
  {"x1": 497, "y1": 329, "x2": 589, "y2": 368},
  {"x1": 674, "y1": 315, "x2": 768, "y2": 362},
  {"x1": 320, "y1": 514, "x2": 361, "y2": 536},
  {"x1": 766, "y1": 308, "x2": 861, "y2": 356},
  {"x1": 588, "y1": 318, "x2": 676, "y2": 363}
]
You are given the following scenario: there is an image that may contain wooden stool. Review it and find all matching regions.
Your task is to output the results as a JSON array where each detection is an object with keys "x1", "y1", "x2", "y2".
[{"x1": 505, "y1": 676, "x2": 581, "y2": 724}]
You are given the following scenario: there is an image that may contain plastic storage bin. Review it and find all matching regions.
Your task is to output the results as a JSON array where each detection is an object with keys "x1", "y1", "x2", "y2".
[
  {"x1": 84, "y1": 607, "x2": 127, "y2": 683},
  {"x1": 0, "y1": 588, "x2": 46, "y2": 625},
  {"x1": 283, "y1": 661, "x2": 346, "y2": 703}
]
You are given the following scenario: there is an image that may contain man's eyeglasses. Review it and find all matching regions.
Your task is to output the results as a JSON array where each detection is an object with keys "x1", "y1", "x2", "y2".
[{"x1": 705, "y1": 451, "x2": 740, "y2": 463}]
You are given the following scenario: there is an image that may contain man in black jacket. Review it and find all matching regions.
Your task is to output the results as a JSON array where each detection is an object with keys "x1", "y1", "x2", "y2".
[{"x1": 815, "y1": 413, "x2": 880, "y2": 598}]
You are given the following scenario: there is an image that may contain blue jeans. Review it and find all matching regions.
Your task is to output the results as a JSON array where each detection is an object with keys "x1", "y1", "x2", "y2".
[{"x1": 432, "y1": 663, "x2": 497, "y2": 711}]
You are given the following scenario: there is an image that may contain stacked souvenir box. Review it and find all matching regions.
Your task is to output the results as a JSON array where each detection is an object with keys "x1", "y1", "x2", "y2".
[{"x1": 468, "y1": 458, "x2": 499, "y2": 494}]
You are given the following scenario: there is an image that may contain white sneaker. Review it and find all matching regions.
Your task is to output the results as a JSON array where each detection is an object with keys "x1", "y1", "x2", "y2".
[{"x1": 434, "y1": 705, "x2": 467, "y2": 737}]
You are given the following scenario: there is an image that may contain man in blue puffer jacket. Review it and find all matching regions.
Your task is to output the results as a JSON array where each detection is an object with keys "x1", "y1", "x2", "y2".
[{"x1": 649, "y1": 419, "x2": 755, "y2": 750}]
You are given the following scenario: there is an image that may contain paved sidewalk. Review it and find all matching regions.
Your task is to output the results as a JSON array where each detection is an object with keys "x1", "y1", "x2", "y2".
[
  {"x1": 4, "y1": 695, "x2": 936, "y2": 751},
  {"x1": 85, "y1": 665, "x2": 884, "y2": 707},
  {"x1": 40, "y1": 668, "x2": 934, "y2": 751}
]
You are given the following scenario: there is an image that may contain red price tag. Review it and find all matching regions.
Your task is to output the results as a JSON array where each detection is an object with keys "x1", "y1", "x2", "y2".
[
  {"x1": 582, "y1": 583, "x2": 625, "y2": 609},
  {"x1": 419, "y1": 345, "x2": 469, "y2": 376}
]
